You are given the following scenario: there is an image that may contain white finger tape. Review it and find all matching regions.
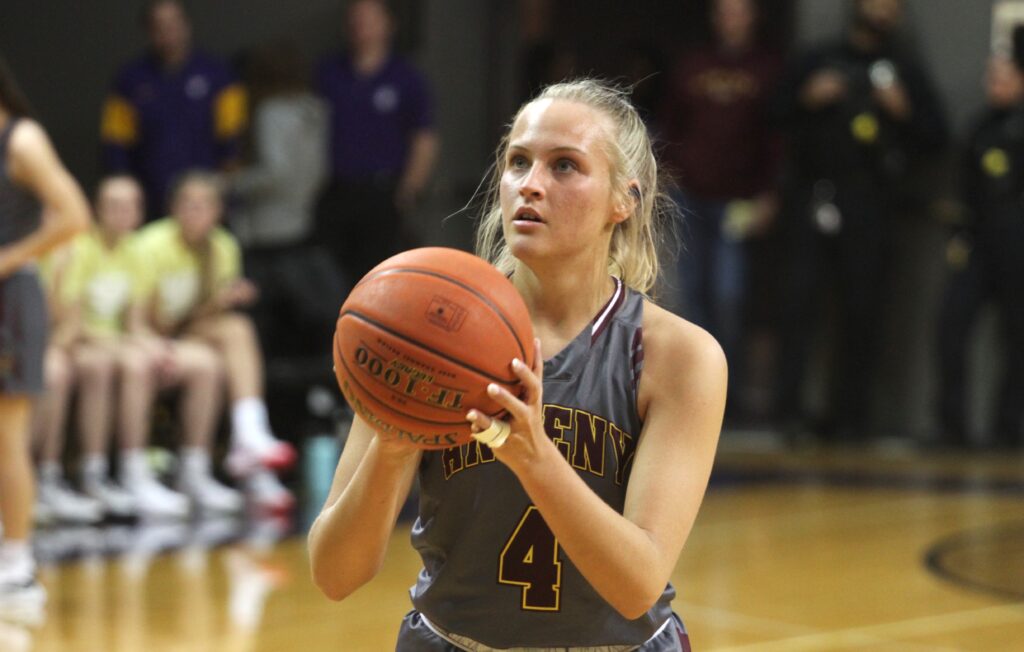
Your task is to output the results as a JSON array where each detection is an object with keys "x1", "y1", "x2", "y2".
[{"x1": 471, "y1": 418, "x2": 512, "y2": 448}]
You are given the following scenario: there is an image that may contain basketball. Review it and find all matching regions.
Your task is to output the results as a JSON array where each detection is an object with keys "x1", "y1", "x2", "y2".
[{"x1": 333, "y1": 247, "x2": 535, "y2": 449}]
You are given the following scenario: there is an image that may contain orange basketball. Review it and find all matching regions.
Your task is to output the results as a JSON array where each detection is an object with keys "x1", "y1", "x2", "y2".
[{"x1": 333, "y1": 247, "x2": 535, "y2": 449}]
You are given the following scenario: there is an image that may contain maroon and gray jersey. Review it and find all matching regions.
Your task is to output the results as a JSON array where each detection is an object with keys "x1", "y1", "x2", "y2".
[
  {"x1": 410, "y1": 278, "x2": 677, "y2": 648},
  {"x1": 0, "y1": 118, "x2": 47, "y2": 394},
  {"x1": 0, "y1": 119, "x2": 42, "y2": 247}
]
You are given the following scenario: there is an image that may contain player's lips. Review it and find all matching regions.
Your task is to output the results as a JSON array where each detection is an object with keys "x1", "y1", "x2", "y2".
[{"x1": 512, "y1": 207, "x2": 545, "y2": 224}]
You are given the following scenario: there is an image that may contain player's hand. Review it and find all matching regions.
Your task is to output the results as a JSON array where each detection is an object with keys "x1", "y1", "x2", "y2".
[{"x1": 465, "y1": 338, "x2": 547, "y2": 470}]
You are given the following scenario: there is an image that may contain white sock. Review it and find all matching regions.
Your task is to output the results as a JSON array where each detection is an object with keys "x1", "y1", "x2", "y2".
[
  {"x1": 0, "y1": 540, "x2": 33, "y2": 579},
  {"x1": 232, "y1": 397, "x2": 272, "y2": 445},
  {"x1": 180, "y1": 447, "x2": 210, "y2": 481},
  {"x1": 82, "y1": 453, "x2": 108, "y2": 484},
  {"x1": 120, "y1": 448, "x2": 150, "y2": 485},
  {"x1": 39, "y1": 461, "x2": 62, "y2": 487}
]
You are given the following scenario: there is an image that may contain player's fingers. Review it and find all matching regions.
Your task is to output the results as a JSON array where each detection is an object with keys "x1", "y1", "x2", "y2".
[
  {"x1": 511, "y1": 358, "x2": 541, "y2": 404},
  {"x1": 465, "y1": 409, "x2": 492, "y2": 432},
  {"x1": 486, "y1": 383, "x2": 532, "y2": 423}
]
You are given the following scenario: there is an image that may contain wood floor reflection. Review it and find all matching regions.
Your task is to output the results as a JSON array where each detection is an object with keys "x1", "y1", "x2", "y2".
[{"x1": 13, "y1": 439, "x2": 1024, "y2": 652}]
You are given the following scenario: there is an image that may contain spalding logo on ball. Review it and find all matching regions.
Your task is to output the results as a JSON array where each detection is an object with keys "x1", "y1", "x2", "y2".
[{"x1": 333, "y1": 247, "x2": 535, "y2": 449}]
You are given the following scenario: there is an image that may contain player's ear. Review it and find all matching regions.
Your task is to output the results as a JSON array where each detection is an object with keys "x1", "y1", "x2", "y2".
[{"x1": 611, "y1": 181, "x2": 640, "y2": 224}]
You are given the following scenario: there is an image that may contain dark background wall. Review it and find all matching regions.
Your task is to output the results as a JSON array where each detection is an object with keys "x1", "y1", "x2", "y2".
[{"x1": 0, "y1": 0, "x2": 1010, "y2": 439}]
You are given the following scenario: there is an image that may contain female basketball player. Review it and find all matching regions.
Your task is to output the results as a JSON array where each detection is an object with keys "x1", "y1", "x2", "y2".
[
  {"x1": 0, "y1": 54, "x2": 89, "y2": 620},
  {"x1": 309, "y1": 79, "x2": 726, "y2": 650}
]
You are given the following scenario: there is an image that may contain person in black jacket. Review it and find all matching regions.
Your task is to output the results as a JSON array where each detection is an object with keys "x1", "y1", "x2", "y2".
[
  {"x1": 772, "y1": 0, "x2": 947, "y2": 442},
  {"x1": 936, "y1": 51, "x2": 1024, "y2": 449}
]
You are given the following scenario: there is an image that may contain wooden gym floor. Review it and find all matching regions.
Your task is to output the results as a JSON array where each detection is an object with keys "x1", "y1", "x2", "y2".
[{"x1": 9, "y1": 433, "x2": 1024, "y2": 652}]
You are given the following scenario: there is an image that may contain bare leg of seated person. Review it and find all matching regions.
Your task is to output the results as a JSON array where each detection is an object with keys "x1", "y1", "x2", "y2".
[
  {"x1": 34, "y1": 344, "x2": 107, "y2": 525},
  {"x1": 187, "y1": 313, "x2": 296, "y2": 474},
  {"x1": 169, "y1": 339, "x2": 243, "y2": 514},
  {"x1": 115, "y1": 341, "x2": 190, "y2": 521}
]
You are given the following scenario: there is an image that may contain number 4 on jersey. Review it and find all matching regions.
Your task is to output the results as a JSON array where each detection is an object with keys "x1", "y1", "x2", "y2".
[{"x1": 498, "y1": 505, "x2": 562, "y2": 611}]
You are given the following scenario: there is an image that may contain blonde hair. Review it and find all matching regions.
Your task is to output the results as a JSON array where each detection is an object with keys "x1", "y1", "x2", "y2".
[{"x1": 474, "y1": 78, "x2": 672, "y2": 294}]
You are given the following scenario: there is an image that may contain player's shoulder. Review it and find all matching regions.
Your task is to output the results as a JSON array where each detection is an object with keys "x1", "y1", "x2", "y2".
[
  {"x1": 6, "y1": 119, "x2": 50, "y2": 155},
  {"x1": 5, "y1": 119, "x2": 60, "y2": 180},
  {"x1": 640, "y1": 299, "x2": 727, "y2": 383}
]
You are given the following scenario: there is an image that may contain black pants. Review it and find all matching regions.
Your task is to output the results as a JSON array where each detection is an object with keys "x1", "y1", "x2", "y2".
[
  {"x1": 775, "y1": 186, "x2": 885, "y2": 438},
  {"x1": 244, "y1": 243, "x2": 348, "y2": 360},
  {"x1": 315, "y1": 178, "x2": 418, "y2": 286},
  {"x1": 936, "y1": 226, "x2": 1024, "y2": 446}
]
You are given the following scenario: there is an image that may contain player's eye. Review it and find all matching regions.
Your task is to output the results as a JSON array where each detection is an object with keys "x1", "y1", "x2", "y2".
[
  {"x1": 554, "y1": 158, "x2": 577, "y2": 173},
  {"x1": 509, "y1": 154, "x2": 529, "y2": 169}
]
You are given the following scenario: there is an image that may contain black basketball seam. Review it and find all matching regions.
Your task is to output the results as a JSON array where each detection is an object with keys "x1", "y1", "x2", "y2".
[
  {"x1": 341, "y1": 309, "x2": 521, "y2": 385},
  {"x1": 359, "y1": 266, "x2": 529, "y2": 361}
]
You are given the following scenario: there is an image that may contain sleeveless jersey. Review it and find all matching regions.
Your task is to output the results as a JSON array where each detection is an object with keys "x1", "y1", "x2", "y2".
[
  {"x1": 0, "y1": 119, "x2": 42, "y2": 246},
  {"x1": 0, "y1": 118, "x2": 47, "y2": 393},
  {"x1": 411, "y1": 278, "x2": 676, "y2": 648}
]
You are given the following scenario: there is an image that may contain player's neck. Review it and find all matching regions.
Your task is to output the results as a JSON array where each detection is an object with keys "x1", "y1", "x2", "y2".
[{"x1": 514, "y1": 258, "x2": 615, "y2": 349}]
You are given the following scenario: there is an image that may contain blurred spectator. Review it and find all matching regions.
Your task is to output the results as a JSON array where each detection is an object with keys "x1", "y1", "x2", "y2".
[
  {"x1": 33, "y1": 247, "x2": 106, "y2": 526},
  {"x1": 772, "y1": 0, "x2": 946, "y2": 441},
  {"x1": 229, "y1": 41, "x2": 346, "y2": 362},
  {"x1": 659, "y1": 0, "x2": 783, "y2": 417},
  {"x1": 134, "y1": 171, "x2": 296, "y2": 512},
  {"x1": 100, "y1": 0, "x2": 246, "y2": 218},
  {"x1": 34, "y1": 175, "x2": 241, "y2": 520},
  {"x1": 315, "y1": 0, "x2": 438, "y2": 283},
  {"x1": 936, "y1": 53, "x2": 1024, "y2": 450}
]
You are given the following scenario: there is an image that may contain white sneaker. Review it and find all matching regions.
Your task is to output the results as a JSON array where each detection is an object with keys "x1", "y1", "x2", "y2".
[
  {"x1": 226, "y1": 430, "x2": 297, "y2": 476},
  {"x1": 83, "y1": 477, "x2": 138, "y2": 520},
  {"x1": 0, "y1": 564, "x2": 46, "y2": 627},
  {"x1": 123, "y1": 474, "x2": 190, "y2": 521},
  {"x1": 32, "y1": 500, "x2": 54, "y2": 528},
  {"x1": 36, "y1": 480, "x2": 104, "y2": 526},
  {"x1": 244, "y1": 470, "x2": 295, "y2": 514},
  {"x1": 178, "y1": 473, "x2": 244, "y2": 514}
]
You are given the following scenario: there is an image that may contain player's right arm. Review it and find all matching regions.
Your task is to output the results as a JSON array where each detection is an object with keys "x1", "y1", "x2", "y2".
[{"x1": 308, "y1": 415, "x2": 421, "y2": 601}]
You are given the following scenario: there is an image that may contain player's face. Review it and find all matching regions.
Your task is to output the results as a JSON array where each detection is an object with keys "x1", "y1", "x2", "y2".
[
  {"x1": 174, "y1": 182, "x2": 222, "y2": 245},
  {"x1": 500, "y1": 99, "x2": 629, "y2": 265},
  {"x1": 985, "y1": 56, "x2": 1024, "y2": 108},
  {"x1": 96, "y1": 179, "x2": 143, "y2": 236}
]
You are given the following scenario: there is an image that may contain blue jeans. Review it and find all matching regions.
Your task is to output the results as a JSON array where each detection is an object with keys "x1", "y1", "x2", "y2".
[{"x1": 674, "y1": 190, "x2": 746, "y2": 384}]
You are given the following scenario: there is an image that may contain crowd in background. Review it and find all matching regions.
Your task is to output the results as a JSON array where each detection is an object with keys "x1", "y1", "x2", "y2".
[
  {"x1": 8, "y1": 0, "x2": 1024, "y2": 535},
  {"x1": 22, "y1": 0, "x2": 438, "y2": 526}
]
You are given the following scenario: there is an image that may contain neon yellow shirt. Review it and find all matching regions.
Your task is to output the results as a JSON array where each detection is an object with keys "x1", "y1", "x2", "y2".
[
  {"x1": 133, "y1": 217, "x2": 241, "y2": 329},
  {"x1": 58, "y1": 228, "x2": 148, "y2": 337}
]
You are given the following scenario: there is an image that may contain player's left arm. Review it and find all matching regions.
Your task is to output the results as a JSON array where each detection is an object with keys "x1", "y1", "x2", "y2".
[
  {"x1": 0, "y1": 121, "x2": 89, "y2": 277},
  {"x1": 474, "y1": 305, "x2": 726, "y2": 619}
]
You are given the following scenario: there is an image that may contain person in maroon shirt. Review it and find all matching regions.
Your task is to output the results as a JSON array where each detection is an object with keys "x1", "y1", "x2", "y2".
[{"x1": 660, "y1": 0, "x2": 782, "y2": 416}]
